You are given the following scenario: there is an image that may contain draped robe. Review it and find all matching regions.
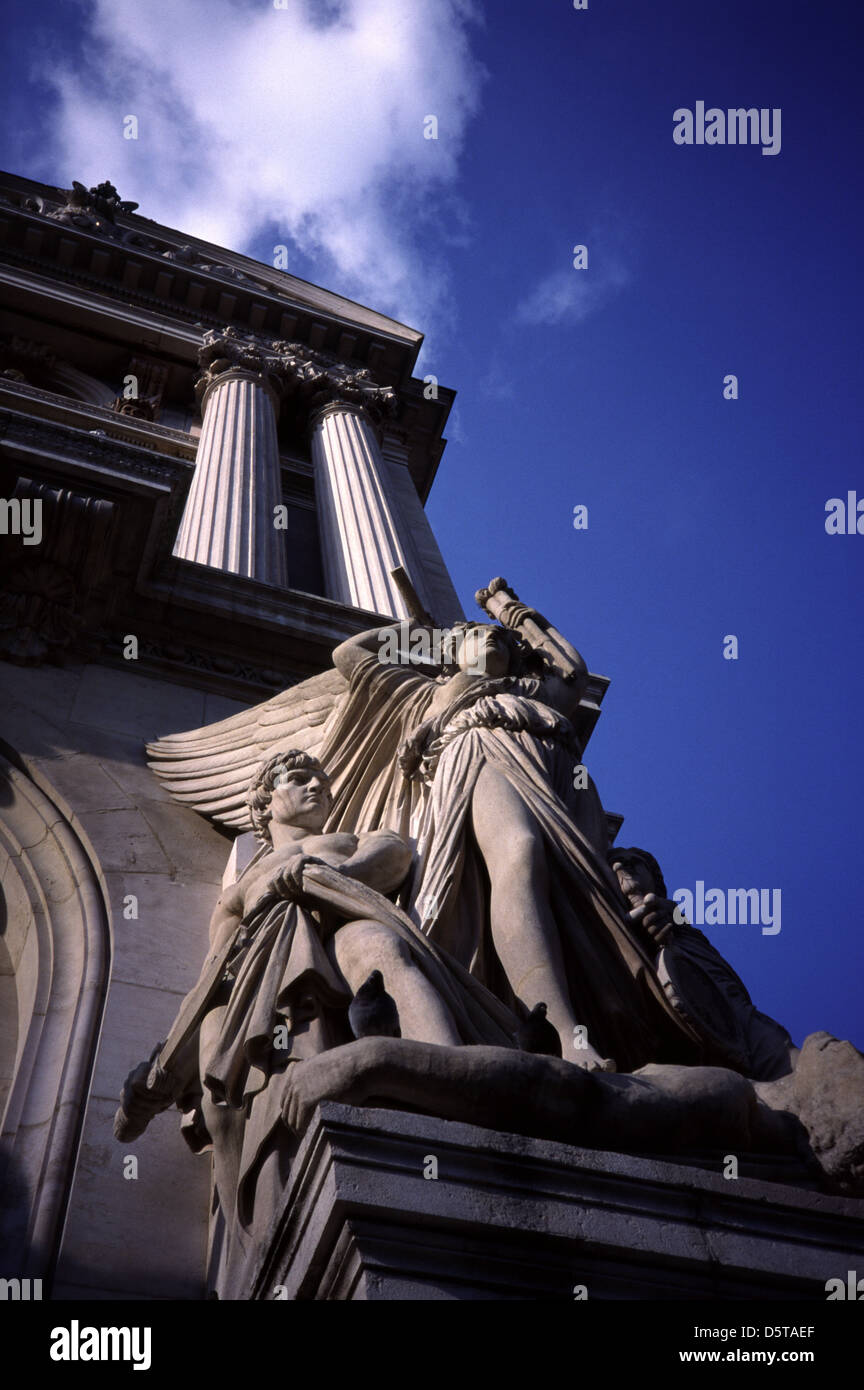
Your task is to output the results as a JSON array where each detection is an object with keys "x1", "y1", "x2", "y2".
[
  {"x1": 194, "y1": 849, "x2": 522, "y2": 1247},
  {"x1": 320, "y1": 652, "x2": 703, "y2": 1072}
]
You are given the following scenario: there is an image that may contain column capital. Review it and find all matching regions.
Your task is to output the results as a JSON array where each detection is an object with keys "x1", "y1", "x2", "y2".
[
  {"x1": 301, "y1": 369, "x2": 397, "y2": 433},
  {"x1": 195, "y1": 326, "x2": 397, "y2": 430},
  {"x1": 195, "y1": 327, "x2": 283, "y2": 411},
  {"x1": 197, "y1": 365, "x2": 282, "y2": 416},
  {"x1": 307, "y1": 394, "x2": 388, "y2": 441}
]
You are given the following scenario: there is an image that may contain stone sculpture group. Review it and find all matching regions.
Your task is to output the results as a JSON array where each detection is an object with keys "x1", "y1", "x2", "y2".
[{"x1": 117, "y1": 577, "x2": 864, "y2": 1293}]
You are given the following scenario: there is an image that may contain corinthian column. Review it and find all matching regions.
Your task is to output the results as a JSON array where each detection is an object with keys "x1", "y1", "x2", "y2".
[
  {"x1": 309, "y1": 399, "x2": 411, "y2": 618},
  {"x1": 173, "y1": 331, "x2": 287, "y2": 586}
]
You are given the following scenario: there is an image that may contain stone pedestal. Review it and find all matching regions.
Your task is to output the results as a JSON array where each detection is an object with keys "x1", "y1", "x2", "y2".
[
  {"x1": 247, "y1": 1104, "x2": 864, "y2": 1300},
  {"x1": 173, "y1": 369, "x2": 287, "y2": 586},
  {"x1": 310, "y1": 403, "x2": 411, "y2": 618}
]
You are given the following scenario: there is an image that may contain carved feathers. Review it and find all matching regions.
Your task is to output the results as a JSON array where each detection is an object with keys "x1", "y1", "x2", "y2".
[{"x1": 146, "y1": 667, "x2": 347, "y2": 831}]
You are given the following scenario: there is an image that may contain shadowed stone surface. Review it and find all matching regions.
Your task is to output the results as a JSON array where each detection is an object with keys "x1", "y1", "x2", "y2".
[{"x1": 248, "y1": 1102, "x2": 864, "y2": 1301}]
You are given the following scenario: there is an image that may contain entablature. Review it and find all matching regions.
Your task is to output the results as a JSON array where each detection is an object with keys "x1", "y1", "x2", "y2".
[{"x1": 0, "y1": 172, "x2": 454, "y2": 499}]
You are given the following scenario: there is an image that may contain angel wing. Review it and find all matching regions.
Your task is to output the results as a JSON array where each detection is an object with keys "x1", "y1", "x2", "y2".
[{"x1": 146, "y1": 667, "x2": 347, "y2": 831}]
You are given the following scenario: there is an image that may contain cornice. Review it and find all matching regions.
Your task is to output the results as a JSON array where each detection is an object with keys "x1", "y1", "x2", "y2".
[
  {"x1": 0, "y1": 176, "x2": 422, "y2": 368},
  {"x1": 0, "y1": 171, "x2": 455, "y2": 501},
  {"x1": 0, "y1": 262, "x2": 206, "y2": 359}
]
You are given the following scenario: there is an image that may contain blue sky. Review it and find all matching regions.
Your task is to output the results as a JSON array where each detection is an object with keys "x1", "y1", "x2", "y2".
[{"x1": 2, "y1": 0, "x2": 862, "y2": 1047}]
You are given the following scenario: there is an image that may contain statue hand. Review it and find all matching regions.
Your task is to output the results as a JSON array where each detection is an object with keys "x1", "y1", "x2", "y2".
[
  {"x1": 114, "y1": 1042, "x2": 173, "y2": 1141},
  {"x1": 475, "y1": 576, "x2": 512, "y2": 608},
  {"x1": 476, "y1": 577, "x2": 544, "y2": 632},
  {"x1": 265, "y1": 855, "x2": 329, "y2": 905},
  {"x1": 398, "y1": 722, "x2": 435, "y2": 779},
  {"x1": 629, "y1": 893, "x2": 676, "y2": 946}
]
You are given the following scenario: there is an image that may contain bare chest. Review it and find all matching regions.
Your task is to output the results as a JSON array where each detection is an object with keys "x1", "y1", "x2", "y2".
[{"x1": 239, "y1": 833, "x2": 358, "y2": 914}]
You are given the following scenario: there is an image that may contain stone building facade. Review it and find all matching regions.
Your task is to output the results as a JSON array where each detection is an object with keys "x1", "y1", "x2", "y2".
[
  {"x1": 3, "y1": 173, "x2": 862, "y2": 1306},
  {"x1": 0, "y1": 171, "x2": 462, "y2": 1299}
]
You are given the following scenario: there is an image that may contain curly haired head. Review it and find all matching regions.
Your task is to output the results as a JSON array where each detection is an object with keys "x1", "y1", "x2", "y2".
[
  {"x1": 607, "y1": 846, "x2": 668, "y2": 899},
  {"x1": 247, "y1": 749, "x2": 328, "y2": 844}
]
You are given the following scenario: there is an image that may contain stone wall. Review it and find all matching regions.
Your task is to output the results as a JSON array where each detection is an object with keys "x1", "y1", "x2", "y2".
[{"x1": 0, "y1": 657, "x2": 246, "y2": 1299}]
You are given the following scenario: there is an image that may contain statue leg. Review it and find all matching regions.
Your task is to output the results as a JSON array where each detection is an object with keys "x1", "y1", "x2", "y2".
[
  {"x1": 470, "y1": 764, "x2": 612, "y2": 1070},
  {"x1": 329, "y1": 918, "x2": 462, "y2": 1047}
]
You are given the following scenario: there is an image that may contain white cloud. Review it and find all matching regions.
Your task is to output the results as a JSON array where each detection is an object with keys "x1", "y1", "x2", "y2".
[
  {"x1": 515, "y1": 257, "x2": 629, "y2": 328},
  {"x1": 32, "y1": 0, "x2": 484, "y2": 333}
]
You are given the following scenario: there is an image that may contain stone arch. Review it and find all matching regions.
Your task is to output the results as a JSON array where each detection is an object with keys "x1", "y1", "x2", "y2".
[{"x1": 0, "y1": 752, "x2": 111, "y2": 1281}]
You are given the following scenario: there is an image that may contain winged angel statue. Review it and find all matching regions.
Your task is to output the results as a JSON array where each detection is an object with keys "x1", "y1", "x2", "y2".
[
  {"x1": 116, "y1": 576, "x2": 864, "y2": 1292},
  {"x1": 143, "y1": 575, "x2": 700, "y2": 1067}
]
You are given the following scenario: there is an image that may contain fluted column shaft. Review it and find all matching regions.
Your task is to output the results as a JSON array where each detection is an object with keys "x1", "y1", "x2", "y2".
[
  {"x1": 310, "y1": 402, "x2": 410, "y2": 618},
  {"x1": 173, "y1": 369, "x2": 287, "y2": 586}
]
